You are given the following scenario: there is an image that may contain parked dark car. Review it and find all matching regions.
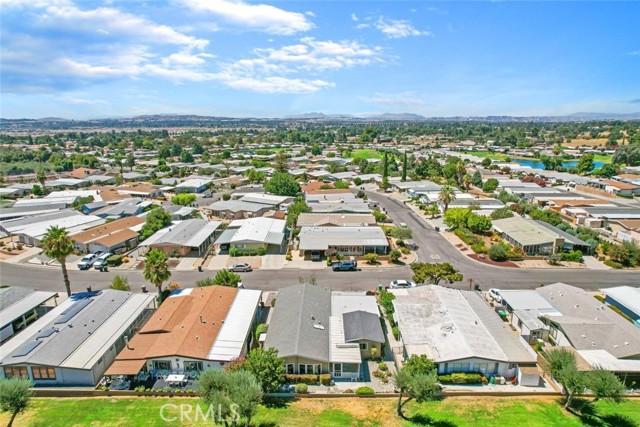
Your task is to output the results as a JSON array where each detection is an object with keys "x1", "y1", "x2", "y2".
[{"x1": 332, "y1": 260, "x2": 358, "y2": 271}]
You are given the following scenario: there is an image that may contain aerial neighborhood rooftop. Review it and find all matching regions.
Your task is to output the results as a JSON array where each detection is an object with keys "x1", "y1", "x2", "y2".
[{"x1": 0, "y1": 118, "x2": 639, "y2": 425}]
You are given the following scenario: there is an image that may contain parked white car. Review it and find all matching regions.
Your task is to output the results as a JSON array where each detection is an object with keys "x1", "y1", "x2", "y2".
[
  {"x1": 389, "y1": 279, "x2": 417, "y2": 289},
  {"x1": 77, "y1": 253, "x2": 99, "y2": 270},
  {"x1": 93, "y1": 252, "x2": 113, "y2": 270},
  {"x1": 488, "y1": 288, "x2": 502, "y2": 303}
]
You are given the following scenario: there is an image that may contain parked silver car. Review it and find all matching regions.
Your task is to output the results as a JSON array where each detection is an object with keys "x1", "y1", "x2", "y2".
[{"x1": 229, "y1": 263, "x2": 252, "y2": 272}]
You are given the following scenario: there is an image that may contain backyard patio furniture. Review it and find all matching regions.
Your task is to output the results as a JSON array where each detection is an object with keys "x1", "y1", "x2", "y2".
[{"x1": 166, "y1": 374, "x2": 186, "y2": 386}]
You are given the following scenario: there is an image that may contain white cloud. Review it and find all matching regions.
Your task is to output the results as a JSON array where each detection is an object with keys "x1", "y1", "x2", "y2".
[
  {"x1": 182, "y1": 0, "x2": 313, "y2": 35},
  {"x1": 252, "y1": 37, "x2": 383, "y2": 71},
  {"x1": 10, "y1": 1, "x2": 208, "y2": 49},
  {"x1": 374, "y1": 17, "x2": 432, "y2": 39},
  {"x1": 211, "y1": 37, "x2": 383, "y2": 94},
  {"x1": 351, "y1": 13, "x2": 359, "y2": 21},
  {"x1": 0, "y1": 0, "x2": 216, "y2": 92},
  {"x1": 360, "y1": 91, "x2": 425, "y2": 107}
]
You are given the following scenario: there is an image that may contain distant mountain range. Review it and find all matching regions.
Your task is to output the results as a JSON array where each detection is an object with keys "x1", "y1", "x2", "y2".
[{"x1": 1, "y1": 112, "x2": 639, "y2": 130}]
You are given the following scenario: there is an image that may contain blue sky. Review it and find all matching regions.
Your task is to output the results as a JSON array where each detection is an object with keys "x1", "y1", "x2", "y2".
[{"x1": 1, "y1": 0, "x2": 639, "y2": 119}]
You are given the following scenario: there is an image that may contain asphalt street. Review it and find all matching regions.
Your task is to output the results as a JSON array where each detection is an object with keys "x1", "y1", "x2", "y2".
[{"x1": 0, "y1": 190, "x2": 638, "y2": 295}]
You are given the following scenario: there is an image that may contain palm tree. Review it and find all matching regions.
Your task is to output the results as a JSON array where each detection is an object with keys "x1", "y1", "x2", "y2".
[
  {"x1": 41, "y1": 226, "x2": 74, "y2": 296},
  {"x1": 36, "y1": 170, "x2": 46, "y2": 193},
  {"x1": 143, "y1": 249, "x2": 171, "y2": 294},
  {"x1": 438, "y1": 185, "x2": 456, "y2": 212},
  {"x1": 455, "y1": 161, "x2": 466, "y2": 186},
  {"x1": 462, "y1": 174, "x2": 472, "y2": 191}
]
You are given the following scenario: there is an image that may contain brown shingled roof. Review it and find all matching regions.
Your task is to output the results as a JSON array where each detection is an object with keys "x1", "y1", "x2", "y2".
[
  {"x1": 114, "y1": 286, "x2": 238, "y2": 361},
  {"x1": 71, "y1": 216, "x2": 144, "y2": 244}
]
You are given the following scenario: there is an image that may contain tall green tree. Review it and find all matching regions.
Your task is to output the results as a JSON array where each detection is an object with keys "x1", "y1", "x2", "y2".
[
  {"x1": 126, "y1": 152, "x2": 135, "y2": 171},
  {"x1": 542, "y1": 348, "x2": 584, "y2": 409},
  {"x1": 273, "y1": 151, "x2": 289, "y2": 173},
  {"x1": 264, "y1": 172, "x2": 300, "y2": 197},
  {"x1": 198, "y1": 369, "x2": 263, "y2": 427},
  {"x1": 472, "y1": 170, "x2": 483, "y2": 187},
  {"x1": 586, "y1": 367, "x2": 626, "y2": 403},
  {"x1": 245, "y1": 348, "x2": 286, "y2": 393},
  {"x1": 383, "y1": 151, "x2": 389, "y2": 180},
  {"x1": 286, "y1": 200, "x2": 311, "y2": 227},
  {"x1": 394, "y1": 366, "x2": 440, "y2": 418},
  {"x1": 401, "y1": 151, "x2": 408, "y2": 182},
  {"x1": 36, "y1": 170, "x2": 46, "y2": 193},
  {"x1": 143, "y1": 249, "x2": 171, "y2": 293},
  {"x1": 110, "y1": 275, "x2": 131, "y2": 291},
  {"x1": 411, "y1": 262, "x2": 463, "y2": 286},
  {"x1": 195, "y1": 269, "x2": 242, "y2": 288},
  {"x1": 41, "y1": 226, "x2": 74, "y2": 297},
  {"x1": 577, "y1": 153, "x2": 595, "y2": 174},
  {"x1": 438, "y1": 185, "x2": 456, "y2": 212},
  {"x1": 0, "y1": 378, "x2": 33, "y2": 427}
]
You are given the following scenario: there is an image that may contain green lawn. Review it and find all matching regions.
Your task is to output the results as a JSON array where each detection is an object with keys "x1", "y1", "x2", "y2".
[
  {"x1": 349, "y1": 149, "x2": 384, "y2": 160},
  {"x1": 466, "y1": 152, "x2": 511, "y2": 161},
  {"x1": 0, "y1": 161, "x2": 53, "y2": 174},
  {"x1": 3, "y1": 397, "x2": 639, "y2": 427},
  {"x1": 593, "y1": 154, "x2": 613, "y2": 164}
]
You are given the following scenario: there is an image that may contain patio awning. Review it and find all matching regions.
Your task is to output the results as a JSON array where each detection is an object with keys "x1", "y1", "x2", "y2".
[{"x1": 104, "y1": 359, "x2": 147, "y2": 375}]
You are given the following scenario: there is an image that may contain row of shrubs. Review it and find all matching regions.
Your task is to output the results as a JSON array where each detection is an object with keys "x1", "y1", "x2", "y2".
[
  {"x1": 284, "y1": 373, "x2": 331, "y2": 385},
  {"x1": 107, "y1": 254, "x2": 128, "y2": 266},
  {"x1": 454, "y1": 228, "x2": 482, "y2": 246},
  {"x1": 131, "y1": 386, "x2": 196, "y2": 394},
  {"x1": 437, "y1": 372, "x2": 486, "y2": 385},
  {"x1": 229, "y1": 247, "x2": 267, "y2": 257}
]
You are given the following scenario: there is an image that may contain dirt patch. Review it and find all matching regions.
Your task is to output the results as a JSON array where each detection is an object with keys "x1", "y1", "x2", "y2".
[
  {"x1": 563, "y1": 138, "x2": 609, "y2": 148},
  {"x1": 468, "y1": 254, "x2": 519, "y2": 268}
]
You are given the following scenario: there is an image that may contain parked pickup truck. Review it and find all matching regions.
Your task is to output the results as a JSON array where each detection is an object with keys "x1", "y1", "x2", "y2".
[{"x1": 332, "y1": 260, "x2": 358, "y2": 271}]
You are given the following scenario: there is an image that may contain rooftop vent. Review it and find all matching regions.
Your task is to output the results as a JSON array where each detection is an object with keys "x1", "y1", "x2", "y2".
[{"x1": 313, "y1": 323, "x2": 325, "y2": 330}]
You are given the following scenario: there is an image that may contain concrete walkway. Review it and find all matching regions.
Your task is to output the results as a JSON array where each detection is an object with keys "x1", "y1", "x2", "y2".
[
  {"x1": 175, "y1": 257, "x2": 198, "y2": 271},
  {"x1": 582, "y1": 255, "x2": 612, "y2": 270},
  {"x1": 261, "y1": 255, "x2": 285, "y2": 270}
]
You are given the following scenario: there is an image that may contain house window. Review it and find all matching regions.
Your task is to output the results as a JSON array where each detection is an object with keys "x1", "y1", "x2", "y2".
[
  {"x1": 3, "y1": 366, "x2": 28, "y2": 379},
  {"x1": 286, "y1": 364, "x2": 295, "y2": 374},
  {"x1": 152, "y1": 360, "x2": 171, "y2": 371},
  {"x1": 184, "y1": 361, "x2": 203, "y2": 371},
  {"x1": 359, "y1": 343, "x2": 368, "y2": 351},
  {"x1": 31, "y1": 367, "x2": 56, "y2": 380},
  {"x1": 299, "y1": 364, "x2": 320, "y2": 374},
  {"x1": 508, "y1": 363, "x2": 517, "y2": 369}
]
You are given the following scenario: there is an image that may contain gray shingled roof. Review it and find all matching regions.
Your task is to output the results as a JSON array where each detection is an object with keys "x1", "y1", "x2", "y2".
[
  {"x1": 342, "y1": 311, "x2": 384, "y2": 343},
  {"x1": 264, "y1": 284, "x2": 331, "y2": 362},
  {"x1": 536, "y1": 283, "x2": 640, "y2": 358},
  {"x1": 0, "y1": 287, "x2": 34, "y2": 311}
]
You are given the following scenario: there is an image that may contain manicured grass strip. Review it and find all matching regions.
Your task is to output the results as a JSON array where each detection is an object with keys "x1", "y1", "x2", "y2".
[
  {"x1": 2, "y1": 396, "x2": 639, "y2": 427},
  {"x1": 349, "y1": 149, "x2": 384, "y2": 160}
]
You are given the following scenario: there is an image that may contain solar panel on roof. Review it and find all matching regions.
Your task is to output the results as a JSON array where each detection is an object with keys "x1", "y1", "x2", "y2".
[
  {"x1": 55, "y1": 299, "x2": 92, "y2": 324},
  {"x1": 36, "y1": 328, "x2": 58, "y2": 339},
  {"x1": 12, "y1": 340, "x2": 42, "y2": 357}
]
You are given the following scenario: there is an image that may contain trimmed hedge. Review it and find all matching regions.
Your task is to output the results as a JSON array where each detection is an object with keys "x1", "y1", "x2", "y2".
[
  {"x1": 604, "y1": 259, "x2": 623, "y2": 269},
  {"x1": 454, "y1": 228, "x2": 481, "y2": 245},
  {"x1": 107, "y1": 254, "x2": 124, "y2": 266},
  {"x1": 284, "y1": 373, "x2": 331, "y2": 385},
  {"x1": 438, "y1": 372, "x2": 485, "y2": 384},
  {"x1": 355, "y1": 386, "x2": 375, "y2": 396},
  {"x1": 294, "y1": 383, "x2": 308, "y2": 394}
]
